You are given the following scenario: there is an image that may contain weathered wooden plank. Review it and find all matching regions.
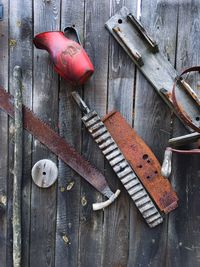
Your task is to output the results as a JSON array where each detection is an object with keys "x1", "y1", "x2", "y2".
[
  {"x1": 78, "y1": 0, "x2": 110, "y2": 266},
  {"x1": 102, "y1": 1, "x2": 136, "y2": 266},
  {"x1": 128, "y1": 1, "x2": 179, "y2": 266},
  {"x1": 55, "y1": 0, "x2": 84, "y2": 266},
  {"x1": 9, "y1": 1, "x2": 33, "y2": 266},
  {"x1": 0, "y1": 1, "x2": 8, "y2": 266},
  {"x1": 167, "y1": 1, "x2": 200, "y2": 266},
  {"x1": 30, "y1": 1, "x2": 60, "y2": 267}
]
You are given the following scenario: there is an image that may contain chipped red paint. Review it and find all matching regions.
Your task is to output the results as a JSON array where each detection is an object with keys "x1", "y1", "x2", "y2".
[
  {"x1": 102, "y1": 111, "x2": 178, "y2": 213},
  {"x1": 33, "y1": 31, "x2": 94, "y2": 85}
]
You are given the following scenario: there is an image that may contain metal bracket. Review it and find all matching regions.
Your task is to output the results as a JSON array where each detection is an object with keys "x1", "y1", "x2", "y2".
[
  {"x1": 127, "y1": 13, "x2": 159, "y2": 53},
  {"x1": 105, "y1": 6, "x2": 200, "y2": 132}
]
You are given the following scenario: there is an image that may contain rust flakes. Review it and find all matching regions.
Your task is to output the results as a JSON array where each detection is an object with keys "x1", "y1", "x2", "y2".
[
  {"x1": 0, "y1": 195, "x2": 7, "y2": 206},
  {"x1": 9, "y1": 39, "x2": 17, "y2": 47},
  {"x1": 67, "y1": 181, "x2": 74, "y2": 191},
  {"x1": 60, "y1": 186, "x2": 65, "y2": 192},
  {"x1": 60, "y1": 181, "x2": 75, "y2": 192},
  {"x1": 81, "y1": 196, "x2": 87, "y2": 206},
  {"x1": 62, "y1": 234, "x2": 70, "y2": 245},
  {"x1": 16, "y1": 21, "x2": 21, "y2": 27}
]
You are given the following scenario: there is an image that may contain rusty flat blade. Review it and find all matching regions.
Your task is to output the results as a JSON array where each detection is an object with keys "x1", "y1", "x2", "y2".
[
  {"x1": 0, "y1": 87, "x2": 109, "y2": 195},
  {"x1": 102, "y1": 111, "x2": 178, "y2": 214}
]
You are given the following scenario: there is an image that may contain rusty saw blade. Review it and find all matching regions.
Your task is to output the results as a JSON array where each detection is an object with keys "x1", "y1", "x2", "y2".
[{"x1": 0, "y1": 87, "x2": 120, "y2": 210}]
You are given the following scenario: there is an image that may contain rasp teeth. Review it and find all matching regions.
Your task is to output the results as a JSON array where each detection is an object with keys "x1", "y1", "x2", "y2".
[
  {"x1": 91, "y1": 127, "x2": 107, "y2": 139},
  {"x1": 95, "y1": 132, "x2": 111, "y2": 144},
  {"x1": 82, "y1": 110, "x2": 163, "y2": 228},
  {"x1": 121, "y1": 173, "x2": 136, "y2": 184},
  {"x1": 113, "y1": 161, "x2": 128, "y2": 172},
  {"x1": 126, "y1": 183, "x2": 143, "y2": 193},
  {"x1": 102, "y1": 144, "x2": 118, "y2": 155},
  {"x1": 139, "y1": 202, "x2": 154, "y2": 213},
  {"x1": 82, "y1": 110, "x2": 98, "y2": 122},
  {"x1": 106, "y1": 149, "x2": 121, "y2": 161}
]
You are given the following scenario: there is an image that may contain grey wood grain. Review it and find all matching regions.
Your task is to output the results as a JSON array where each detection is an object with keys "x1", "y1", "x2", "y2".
[
  {"x1": 128, "y1": 1, "x2": 179, "y2": 266},
  {"x1": 9, "y1": 1, "x2": 33, "y2": 266},
  {"x1": 30, "y1": 1, "x2": 60, "y2": 266},
  {"x1": 167, "y1": 1, "x2": 200, "y2": 266},
  {"x1": 55, "y1": 0, "x2": 84, "y2": 266},
  {"x1": 13, "y1": 66, "x2": 23, "y2": 267},
  {"x1": 0, "y1": 1, "x2": 8, "y2": 266},
  {"x1": 78, "y1": 0, "x2": 110, "y2": 266},
  {"x1": 102, "y1": 1, "x2": 137, "y2": 266}
]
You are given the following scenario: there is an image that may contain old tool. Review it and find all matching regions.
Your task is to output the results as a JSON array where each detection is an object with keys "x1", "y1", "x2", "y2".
[
  {"x1": 102, "y1": 111, "x2": 178, "y2": 213},
  {"x1": 13, "y1": 66, "x2": 23, "y2": 267},
  {"x1": 31, "y1": 159, "x2": 58, "y2": 188},
  {"x1": 105, "y1": 7, "x2": 200, "y2": 133},
  {"x1": 161, "y1": 146, "x2": 200, "y2": 178},
  {"x1": 161, "y1": 135, "x2": 200, "y2": 179},
  {"x1": 161, "y1": 67, "x2": 200, "y2": 178},
  {"x1": 72, "y1": 91, "x2": 164, "y2": 228},
  {"x1": 0, "y1": 87, "x2": 120, "y2": 210},
  {"x1": 33, "y1": 27, "x2": 94, "y2": 85}
]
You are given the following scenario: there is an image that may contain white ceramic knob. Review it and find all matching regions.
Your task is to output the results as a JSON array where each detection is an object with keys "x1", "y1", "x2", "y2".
[{"x1": 31, "y1": 159, "x2": 58, "y2": 188}]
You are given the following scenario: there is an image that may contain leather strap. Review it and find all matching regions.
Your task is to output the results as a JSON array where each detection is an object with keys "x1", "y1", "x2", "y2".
[{"x1": 172, "y1": 66, "x2": 200, "y2": 133}]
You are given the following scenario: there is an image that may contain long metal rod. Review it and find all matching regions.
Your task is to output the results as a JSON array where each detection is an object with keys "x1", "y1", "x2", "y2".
[
  {"x1": 169, "y1": 132, "x2": 200, "y2": 146},
  {"x1": 13, "y1": 66, "x2": 23, "y2": 267}
]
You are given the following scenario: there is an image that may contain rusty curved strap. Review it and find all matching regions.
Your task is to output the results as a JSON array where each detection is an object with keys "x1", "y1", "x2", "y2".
[{"x1": 172, "y1": 66, "x2": 200, "y2": 133}]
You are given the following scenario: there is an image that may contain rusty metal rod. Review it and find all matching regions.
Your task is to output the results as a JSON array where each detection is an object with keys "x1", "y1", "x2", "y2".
[
  {"x1": 13, "y1": 66, "x2": 23, "y2": 267},
  {"x1": 179, "y1": 79, "x2": 200, "y2": 107}
]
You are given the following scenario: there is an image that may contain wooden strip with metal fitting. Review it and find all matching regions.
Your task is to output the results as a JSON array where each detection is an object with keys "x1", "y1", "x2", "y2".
[{"x1": 105, "y1": 7, "x2": 200, "y2": 133}]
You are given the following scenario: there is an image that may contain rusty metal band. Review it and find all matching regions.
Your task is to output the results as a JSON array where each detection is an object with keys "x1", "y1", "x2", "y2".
[
  {"x1": 172, "y1": 66, "x2": 200, "y2": 133},
  {"x1": 102, "y1": 111, "x2": 178, "y2": 214}
]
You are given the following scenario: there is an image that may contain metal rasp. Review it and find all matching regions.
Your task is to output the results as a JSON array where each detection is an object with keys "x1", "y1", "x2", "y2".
[
  {"x1": 72, "y1": 91, "x2": 163, "y2": 228},
  {"x1": 0, "y1": 87, "x2": 120, "y2": 210}
]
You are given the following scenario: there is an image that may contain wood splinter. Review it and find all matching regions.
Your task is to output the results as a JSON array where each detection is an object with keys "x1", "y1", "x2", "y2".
[{"x1": 13, "y1": 66, "x2": 23, "y2": 267}]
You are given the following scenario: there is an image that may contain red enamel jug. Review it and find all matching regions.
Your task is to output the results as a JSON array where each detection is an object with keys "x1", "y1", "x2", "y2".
[{"x1": 33, "y1": 31, "x2": 94, "y2": 85}]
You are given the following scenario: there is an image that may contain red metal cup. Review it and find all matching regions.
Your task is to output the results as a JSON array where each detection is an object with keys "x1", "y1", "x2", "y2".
[{"x1": 33, "y1": 31, "x2": 94, "y2": 85}]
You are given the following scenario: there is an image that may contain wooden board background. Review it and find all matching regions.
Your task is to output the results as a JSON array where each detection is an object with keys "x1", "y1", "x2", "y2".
[{"x1": 0, "y1": 0, "x2": 199, "y2": 266}]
